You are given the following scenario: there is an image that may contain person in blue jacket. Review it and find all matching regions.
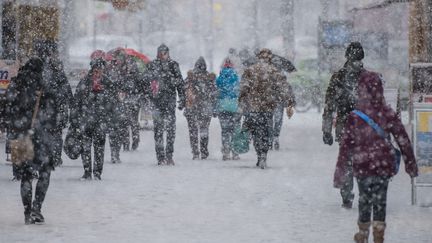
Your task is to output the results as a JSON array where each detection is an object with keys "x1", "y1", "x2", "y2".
[{"x1": 215, "y1": 58, "x2": 241, "y2": 160}]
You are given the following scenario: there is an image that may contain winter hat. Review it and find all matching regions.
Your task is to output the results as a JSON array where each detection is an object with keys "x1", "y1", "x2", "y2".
[
  {"x1": 157, "y1": 44, "x2": 169, "y2": 55},
  {"x1": 25, "y1": 56, "x2": 44, "y2": 73},
  {"x1": 90, "y1": 50, "x2": 106, "y2": 67},
  {"x1": 222, "y1": 58, "x2": 234, "y2": 68},
  {"x1": 356, "y1": 71, "x2": 385, "y2": 110},
  {"x1": 345, "y1": 42, "x2": 364, "y2": 61},
  {"x1": 194, "y1": 56, "x2": 207, "y2": 72},
  {"x1": 257, "y1": 48, "x2": 272, "y2": 62}
]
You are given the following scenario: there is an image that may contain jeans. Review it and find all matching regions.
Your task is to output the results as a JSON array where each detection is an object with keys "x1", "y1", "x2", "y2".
[
  {"x1": 270, "y1": 105, "x2": 284, "y2": 144},
  {"x1": 153, "y1": 109, "x2": 176, "y2": 162},
  {"x1": 218, "y1": 112, "x2": 241, "y2": 155},
  {"x1": 357, "y1": 176, "x2": 390, "y2": 223}
]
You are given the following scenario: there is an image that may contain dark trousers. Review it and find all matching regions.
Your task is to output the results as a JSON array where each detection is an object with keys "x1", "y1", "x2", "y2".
[
  {"x1": 218, "y1": 112, "x2": 241, "y2": 155},
  {"x1": 121, "y1": 104, "x2": 140, "y2": 150},
  {"x1": 109, "y1": 124, "x2": 122, "y2": 163},
  {"x1": 82, "y1": 126, "x2": 106, "y2": 175},
  {"x1": 357, "y1": 176, "x2": 390, "y2": 223},
  {"x1": 20, "y1": 163, "x2": 51, "y2": 215},
  {"x1": 153, "y1": 109, "x2": 176, "y2": 162},
  {"x1": 271, "y1": 105, "x2": 284, "y2": 143},
  {"x1": 246, "y1": 112, "x2": 273, "y2": 160},
  {"x1": 186, "y1": 113, "x2": 211, "y2": 157},
  {"x1": 339, "y1": 144, "x2": 354, "y2": 204}
]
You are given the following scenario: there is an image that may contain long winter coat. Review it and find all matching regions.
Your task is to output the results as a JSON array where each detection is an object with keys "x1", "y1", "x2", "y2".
[
  {"x1": 145, "y1": 58, "x2": 185, "y2": 112},
  {"x1": 333, "y1": 71, "x2": 418, "y2": 188},
  {"x1": 71, "y1": 67, "x2": 116, "y2": 134},
  {"x1": 184, "y1": 57, "x2": 217, "y2": 117},
  {"x1": 322, "y1": 61, "x2": 364, "y2": 141},
  {"x1": 239, "y1": 60, "x2": 295, "y2": 113},
  {"x1": 215, "y1": 67, "x2": 240, "y2": 113},
  {"x1": 6, "y1": 58, "x2": 43, "y2": 138}
]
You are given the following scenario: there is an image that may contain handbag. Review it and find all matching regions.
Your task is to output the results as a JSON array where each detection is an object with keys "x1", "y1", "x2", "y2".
[
  {"x1": 10, "y1": 91, "x2": 42, "y2": 166},
  {"x1": 353, "y1": 110, "x2": 401, "y2": 174},
  {"x1": 231, "y1": 127, "x2": 250, "y2": 154}
]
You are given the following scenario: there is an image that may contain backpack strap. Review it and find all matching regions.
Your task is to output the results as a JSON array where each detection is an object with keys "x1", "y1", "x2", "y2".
[{"x1": 352, "y1": 110, "x2": 388, "y2": 139}]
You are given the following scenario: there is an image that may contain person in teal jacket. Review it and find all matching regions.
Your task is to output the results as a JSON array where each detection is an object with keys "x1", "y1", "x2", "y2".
[{"x1": 215, "y1": 58, "x2": 241, "y2": 160}]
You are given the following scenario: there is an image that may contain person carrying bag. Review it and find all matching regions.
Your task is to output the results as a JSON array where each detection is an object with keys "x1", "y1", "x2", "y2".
[{"x1": 10, "y1": 91, "x2": 41, "y2": 166}]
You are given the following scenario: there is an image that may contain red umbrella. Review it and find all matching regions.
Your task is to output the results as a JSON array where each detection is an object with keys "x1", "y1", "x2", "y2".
[{"x1": 106, "y1": 47, "x2": 151, "y2": 72}]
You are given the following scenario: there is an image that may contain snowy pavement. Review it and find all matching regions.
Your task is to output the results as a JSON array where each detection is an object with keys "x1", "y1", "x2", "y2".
[{"x1": 1, "y1": 111, "x2": 431, "y2": 243}]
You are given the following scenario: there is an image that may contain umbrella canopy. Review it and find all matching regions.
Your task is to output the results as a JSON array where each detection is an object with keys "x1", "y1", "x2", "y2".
[{"x1": 106, "y1": 47, "x2": 151, "y2": 72}]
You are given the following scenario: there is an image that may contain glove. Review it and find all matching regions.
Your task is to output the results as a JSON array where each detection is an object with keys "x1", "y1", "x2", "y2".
[
  {"x1": 323, "y1": 132, "x2": 333, "y2": 146},
  {"x1": 286, "y1": 106, "x2": 294, "y2": 119},
  {"x1": 177, "y1": 102, "x2": 185, "y2": 111}
]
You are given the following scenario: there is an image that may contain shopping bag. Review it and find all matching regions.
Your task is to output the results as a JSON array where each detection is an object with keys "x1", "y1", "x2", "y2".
[{"x1": 231, "y1": 127, "x2": 250, "y2": 154}]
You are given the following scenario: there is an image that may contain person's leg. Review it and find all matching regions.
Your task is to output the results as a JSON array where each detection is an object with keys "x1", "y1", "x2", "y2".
[
  {"x1": 230, "y1": 113, "x2": 241, "y2": 159},
  {"x1": 257, "y1": 113, "x2": 272, "y2": 168},
  {"x1": 272, "y1": 105, "x2": 284, "y2": 150},
  {"x1": 219, "y1": 112, "x2": 231, "y2": 160},
  {"x1": 371, "y1": 177, "x2": 390, "y2": 243},
  {"x1": 186, "y1": 114, "x2": 199, "y2": 159},
  {"x1": 130, "y1": 104, "x2": 141, "y2": 150},
  {"x1": 20, "y1": 163, "x2": 33, "y2": 223},
  {"x1": 31, "y1": 165, "x2": 52, "y2": 223},
  {"x1": 355, "y1": 177, "x2": 373, "y2": 242},
  {"x1": 166, "y1": 111, "x2": 176, "y2": 164},
  {"x1": 81, "y1": 130, "x2": 93, "y2": 179},
  {"x1": 51, "y1": 129, "x2": 64, "y2": 166},
  {"x1": 340, "y1": 157, "x2": 355, "y2": 208},
  {"x1": 93, "y1": 128, "x2": 106, "y2": 180},
  {"x1": 199, "y1": 116, "x2": 211, "y2": 159},
  {"x1": 153, "y1": 110, "x2": 166, "y2": 164},
  {"x1": 109, "y1": 125, "x2": 122, "y2": 164}
]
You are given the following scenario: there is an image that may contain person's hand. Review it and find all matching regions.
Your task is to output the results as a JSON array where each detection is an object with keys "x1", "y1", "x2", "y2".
[
  {"x1": 177, "y1": 102, "x2": 185, "y2": 111},
  {"x1": 212, "y1": 111, "x2": 218, "y2": 118},
  {"x1": 323, "y1": 132, "x2": 333, "y2": 146},
  {"x1": 286, "y1": 106, "x2": 294, "y2": 119}
]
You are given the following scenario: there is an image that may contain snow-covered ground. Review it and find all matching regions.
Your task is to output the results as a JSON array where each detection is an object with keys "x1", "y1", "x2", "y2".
[{"x1": 1, "y1": 111, "x2": 431, "y2": 243}]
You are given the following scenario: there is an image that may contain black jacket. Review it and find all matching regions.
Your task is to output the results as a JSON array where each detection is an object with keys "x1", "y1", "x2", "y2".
[
  {"x1": 322, "y1": 61, "x2": 364, "y2": 141},
  {"x1": 145, "y1": 58, "x2": 185, "y2": 112}
]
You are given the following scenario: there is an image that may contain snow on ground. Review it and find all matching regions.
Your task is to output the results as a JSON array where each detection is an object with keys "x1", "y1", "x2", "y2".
[{"x1": 1, "y1": 111, "x2": 431, "y2": 243}]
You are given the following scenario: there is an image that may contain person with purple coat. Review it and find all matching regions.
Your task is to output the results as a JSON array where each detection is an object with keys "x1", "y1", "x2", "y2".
[{"x1": 333, "y1": 71, "x2": 418, "y2": 243}]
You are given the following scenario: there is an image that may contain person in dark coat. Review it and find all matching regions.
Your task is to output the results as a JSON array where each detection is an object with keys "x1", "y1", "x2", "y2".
[
  {"x1": 72, "y1": 50, "x2": 116, "y2": 180},
  {"x1": 6, "y1": 56, "x2": 57, "y2": 224},
  {"x1": 333, "y1": 71, "x2": 418, "y2": 243},
  {"x1": 120, "y1": 57, "x2": 143, "y2": 151},
  {"x1": 215, "y1": 58, "x2": 241, "y2": 160},
  {"x1": 322, "y1": 42, "x2": 366, "y2": 208},
  {"x1": 239, "y1": 49, "x2": 295, "y2": 169},
  {"x1": 145, "y1": 44, "x2": 185, "y2": 165},
  {"x1": 184, "y1": 57, "x2": 217, "y2": 159},
  {"x1": 35, "y1": 40, "x2": 73, "y2": 168}
]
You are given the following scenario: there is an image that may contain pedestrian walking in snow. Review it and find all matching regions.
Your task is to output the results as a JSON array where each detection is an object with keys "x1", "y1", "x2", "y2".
[
  {"x1": 184, "y1": 57, "x2": 217, "y2": 160},
  {"x1": 333, "y1": 71, "x2": 418, "y2": 243},
  {"x1": 118, "y1": 56, "x2": 143, "y2": 151},
  {"x1": 72, "y1": 50, "x2": 116, "y2": 180},
  {"x1": 268, "y1": 54, "x2": 296, "y2": 150},
  {"x1": 145, "y1": 44, "x2": 185, "y2": 165},
  {"x1": 239, "y1": 49, "x2": 295, "y2": 169},
  {"x1": 215, "y1": 58, "x2": 241, "y2": 160},
  {"x1": 6, "y1": 56, "x2": 62, "y2": 224},
  {"x1": 322, "y1": 42, "x2": 365, "y2": 208}
]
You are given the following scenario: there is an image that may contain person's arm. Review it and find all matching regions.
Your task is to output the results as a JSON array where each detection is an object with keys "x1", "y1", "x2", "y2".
[
  {"x1": 322, "y1": 73, "x2": 339, "y2": 145},
  {"x1": 389, "y1": 112, "x2": 419, "y2": 178},
  {"x1": 173, "y1": 62, "x2": 185, "y2": 110},
  {"x1": 333, "y1": 114, "x2": 355, "y2": 188}
]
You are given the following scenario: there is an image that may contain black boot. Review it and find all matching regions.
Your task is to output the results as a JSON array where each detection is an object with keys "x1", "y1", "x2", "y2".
[
  {"x1": 81, "y1": 172, "x2": 92, "y2": 180},
  {"x1": 24, "y1": 213, "x2": 34, "y2": 225},
  {"x1": 30, "y1": 209, "x2": 45, "y2": 224}
]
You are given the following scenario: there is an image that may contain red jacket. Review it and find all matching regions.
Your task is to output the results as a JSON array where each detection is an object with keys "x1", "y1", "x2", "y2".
[{"x1": 334, "y1": 71, "x2": 418, "y2": 188}]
